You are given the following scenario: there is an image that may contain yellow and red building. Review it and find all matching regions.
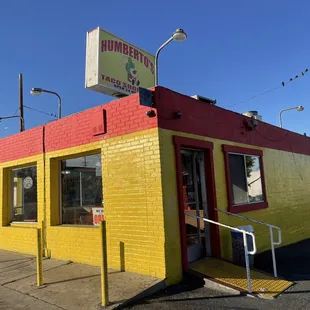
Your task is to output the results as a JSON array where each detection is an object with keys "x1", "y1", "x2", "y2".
[{"x1": 0, "y1": 86, "x2": 309, "y2": 286}]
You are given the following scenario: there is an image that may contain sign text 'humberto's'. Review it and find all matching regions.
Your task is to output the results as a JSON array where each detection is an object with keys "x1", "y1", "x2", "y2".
[{"x1": 85, "y1": 27, "x2": 155, "y2": 98}]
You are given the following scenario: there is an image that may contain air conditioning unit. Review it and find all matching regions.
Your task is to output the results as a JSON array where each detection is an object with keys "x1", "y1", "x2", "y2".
[
  {"x1": 191, "y1": 95, "x2": 217, "y2": 105},
  {"x1": 242, "y1": 111, "x2": 262, "y2": 121}
]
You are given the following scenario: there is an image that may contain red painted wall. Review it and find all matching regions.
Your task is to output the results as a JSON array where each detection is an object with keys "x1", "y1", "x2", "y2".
[
  {"x1": 1, "y1": 86, "x2": 309, "y2": 163},
  {"x1": 45, "y1": 93, "x2": 157, "y2": 152},
  {"x1": 0, "y1": 93, "x2": 158, "y2": 163},
  {"x1": 0, "y1": 127, "x2": 43, "y2": 163},
  {"x1": 155, "y1": 87, "x2": 310, "y2": 156}
]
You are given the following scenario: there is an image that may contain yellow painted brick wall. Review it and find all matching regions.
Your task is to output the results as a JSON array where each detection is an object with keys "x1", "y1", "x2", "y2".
[
  {"x1": 47, "y1": 226, "x2": 101, "y2": 265},
  {"x1": 102, "y1": 128, "x2": 166, "y2": 279},
  {"x1": 0, "y1": 155, "x2": 44, "y2": 255},
  {"x1": 0, "y1": 226, "x2": 37, "y2": 254},
  {"x1": 0, "y1": 128, "x2": 187, "y2": 285},
  {"x1": 43, "y1": 130, "x2": 170, "y2": 282},
  {"x1": 158, "y1": 129, "x2": 183, "y2": 284},
  {"x1": 45, "y1": 142, "x2": 102, "y2": 265},
  {"x1": 159, "y1": 128, "x2": 310, "y2": 261}
]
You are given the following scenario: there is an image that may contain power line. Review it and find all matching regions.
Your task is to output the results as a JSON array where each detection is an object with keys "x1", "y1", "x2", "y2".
[
  {"x1": 228, "y1": 68, "x2": 309, "y2": 108},
  {"x1": 254, "y1": 127, "x2": 304, "y2": 180},
  {"x1": 254, "y1": 127, "x2": 289, "y2": 142},
  {"x1": 13, "y1": 107, "x2": 19, "y2": 115},
  {"x1": 0, "y1": 107, "x2": 20, "y2": 131},
  {"x1": 24, "y1": 105, "x2": 57, "y2": 118}
]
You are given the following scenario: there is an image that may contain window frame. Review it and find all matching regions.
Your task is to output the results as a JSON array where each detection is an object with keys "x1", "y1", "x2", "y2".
[
  {"x1": 59, "y1": 153, "x2": 103, "y2": 226},
  {"x1": 222, "y1": 145, "x2": 268, "y2": 213},
  {"x1": 10, "y1": 164, "x2": 38, "y2": 223}
]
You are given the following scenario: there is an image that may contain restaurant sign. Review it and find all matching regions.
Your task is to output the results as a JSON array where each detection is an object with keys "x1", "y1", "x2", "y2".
[{"x1": 85, "y1": 27, "x2": 155, "y2": 98}]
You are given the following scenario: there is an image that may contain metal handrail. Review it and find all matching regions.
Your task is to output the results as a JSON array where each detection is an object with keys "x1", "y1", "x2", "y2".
[
  {"x1": 215, "y1": 208, "x2": 282, "y2": 278},
  {"x1": 185, "y1": 211, "x2": 256, "y2": 293}
]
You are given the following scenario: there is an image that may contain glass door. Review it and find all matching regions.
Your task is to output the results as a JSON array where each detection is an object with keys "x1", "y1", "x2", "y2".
[{"x1": 182, "y1": 149, "x2": 211, "y2": 263}]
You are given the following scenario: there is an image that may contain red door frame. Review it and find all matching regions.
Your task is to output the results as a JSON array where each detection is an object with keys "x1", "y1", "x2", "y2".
[{"x1": 173, "y1": 136, "x2": 221, "y2": 270}]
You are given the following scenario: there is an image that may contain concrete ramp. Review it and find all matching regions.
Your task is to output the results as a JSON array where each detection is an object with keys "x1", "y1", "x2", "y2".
[{"x1": 190, "y1": 258, "x2": 294, "y2": 299}]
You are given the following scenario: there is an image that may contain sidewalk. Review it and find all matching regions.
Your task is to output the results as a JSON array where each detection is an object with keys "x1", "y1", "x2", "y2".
[{"x1": 0, "y1": 250, "x2": 164, "y2": 310}]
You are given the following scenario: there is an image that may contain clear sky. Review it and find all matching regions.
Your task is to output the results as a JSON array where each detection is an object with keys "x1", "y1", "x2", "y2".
[{"x1": 0, "y1": 0, "x2": 309, "y2": 137}]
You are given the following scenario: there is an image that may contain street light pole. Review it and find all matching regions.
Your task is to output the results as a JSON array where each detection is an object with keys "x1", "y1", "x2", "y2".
[
  {"x1": 19, "y1": 74, "x2": 25, "y2": 132},
  {"x1": 30, "y1": 88, "x2": 62, "y2": 119},
  {"x1": 155, "y1": 37, "x2": 174, "y2": 86},
  {"x1": 279, "y1": 105, "x2": 304, "y2": 128},
  {"x1": 154, "y1": 28, "x2": 187, "y2": 86},
  {"x1": 43, "y1": 90, "x2": 61, "y2": 119}
]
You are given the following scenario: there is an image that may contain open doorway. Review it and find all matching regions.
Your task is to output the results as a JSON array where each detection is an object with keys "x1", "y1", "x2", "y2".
[
  {"x1": 174, "y1": 136, "x2": 220, "y2": 269},
  {"x1": 182, "y1": 149, "x2": 211, "y2": 263}
]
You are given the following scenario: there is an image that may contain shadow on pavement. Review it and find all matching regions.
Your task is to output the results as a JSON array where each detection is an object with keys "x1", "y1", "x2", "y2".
[
  {"x1": 157, "y1": 294, "x2": 244, "y2": 302},
  {"x1": 0, "y1": 258, "x2": 33, "y2": 264},
  {"x1": 0, "y1": 259, "x2": 34, "y2": 271},
  {"x1": 254, "y1": 238, "x2": 310, "y2": 281},
  {"x1": 128, "y1": 272, "x2": 244, "y2": 308},
  {"x1": 139, "y1": 273, "x2": 204, "y2": 300},
  {"x1": 45, "y1": 274, "x2": 100, "y2": 285}
]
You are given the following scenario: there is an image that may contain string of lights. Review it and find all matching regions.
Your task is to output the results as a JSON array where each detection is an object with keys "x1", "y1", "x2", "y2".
[{"x1": 228, "y1": 68, "x2": 309, "y2": 108}]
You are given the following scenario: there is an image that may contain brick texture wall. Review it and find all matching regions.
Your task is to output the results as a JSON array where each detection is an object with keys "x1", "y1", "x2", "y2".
[
  {"x1": 102, "y1": 128, "x2": 166, "y2": 279},
  {"x1": 0, "y1": 127, "x2": 43, "y2": 164},
  {"x1": 159, "y1": 128, "x2": 310, "y2": 262},
  {"x1": 0, "y1": 226, "x2": 37, "y2": 254},
  {"x1": 44, "y1": 94, "x2": 157, "y2": 153}
]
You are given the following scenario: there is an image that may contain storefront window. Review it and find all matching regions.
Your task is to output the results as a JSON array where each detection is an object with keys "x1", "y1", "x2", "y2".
[
  {"x1": 12, "y1": 166, "x2": 37, "y2": 222},
  {"x1": 61, "y1": 154, "x2": 103, "y2": 225},
  {"x1": 223, "y1": 144, "x2": 268, "y2": 213},
  {"x1": 228, "y1": 154, "x2": 264, "y2": 205}
]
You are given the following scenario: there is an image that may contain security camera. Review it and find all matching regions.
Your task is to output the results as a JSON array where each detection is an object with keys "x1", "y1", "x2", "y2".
[{"x1": 145, "y1": 110, "x2": 156, "y2": 118}]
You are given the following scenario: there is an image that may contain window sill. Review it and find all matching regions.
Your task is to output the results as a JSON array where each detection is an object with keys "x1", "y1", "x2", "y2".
[
  {"x1": 52, "y1": 224, "x2": 99, "y2": 228},
  {"x1": 228, "y1": 201, "x2": 268, "y2": 214},
  {"x1": 10, "y1": 222, "x2": 38, "y2": 228}
]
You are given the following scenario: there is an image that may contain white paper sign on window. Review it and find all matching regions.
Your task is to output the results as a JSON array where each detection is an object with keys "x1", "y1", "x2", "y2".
[{"x1": 92, "y1": 207, "x2": 104, "y2": 226}]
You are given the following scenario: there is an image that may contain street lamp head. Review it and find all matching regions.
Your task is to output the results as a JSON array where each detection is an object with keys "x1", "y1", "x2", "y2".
[
  {"x1": 297, "y1": 105, "x2": 304, "y2": 111},
  {"x1": 30, "y1": 88, "x2": 43, "y2": 96},
  {"x1": 172, "y1": 28, "x2": 187, "y2": 41}
]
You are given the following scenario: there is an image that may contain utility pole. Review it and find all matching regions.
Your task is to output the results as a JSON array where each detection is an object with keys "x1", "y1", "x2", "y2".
[{"x1": 19, "y1": 73, "x2": 24, "y2": 132}]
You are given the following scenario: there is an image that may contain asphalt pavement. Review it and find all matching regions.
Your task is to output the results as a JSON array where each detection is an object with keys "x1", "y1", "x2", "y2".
[
  {"x1": 125, "y1": 239, "x2": 310, "y2": 310},
  {"x1": 125, "y1": 278, "x2": 310, "y2": 310}
]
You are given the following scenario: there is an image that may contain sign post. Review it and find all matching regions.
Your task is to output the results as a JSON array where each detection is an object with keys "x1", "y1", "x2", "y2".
[
  {"x1": 36, "y1": 228, "x2": 43, "y2": 286},
  {"x1": 100, "y1": 221, "x2": 109, "y2": 306}
]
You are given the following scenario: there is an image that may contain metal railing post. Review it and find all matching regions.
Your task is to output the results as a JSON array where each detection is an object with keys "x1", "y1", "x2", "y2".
[
  {"x1": 36, "y1": 228, "x2": 44, "y2": 286},
  {"x1": 215, "y1": 208, "x2": 281, "y2": 279},
  {"x1": 184, "y1": 211, "x2": 257, "y2": 293},
  {"x1": 243, "y1": 232, "x2": 252, "y2": 293},
  {"x1": 100, "y1": 221, "x2": 109, "y2": 306},
  {"x1": 270, "y1": 226, "x2": 277, "y2": 278}
]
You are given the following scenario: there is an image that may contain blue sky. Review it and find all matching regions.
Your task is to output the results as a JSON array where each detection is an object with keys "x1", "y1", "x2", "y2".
[{"x1": 0, "y1": 0, "x2": 309, "y2": 137}]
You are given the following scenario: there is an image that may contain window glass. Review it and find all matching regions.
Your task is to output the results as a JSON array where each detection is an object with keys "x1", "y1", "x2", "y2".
[
  {"x1": 228, "y1": 154, "x2": 264, "y2": 205},
  {"x1": 12, "y1": 166, "x2": 37, "y2": 222},
  {"x1": 61, "y1": 154, "x2": 103, "y2": 225}
]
